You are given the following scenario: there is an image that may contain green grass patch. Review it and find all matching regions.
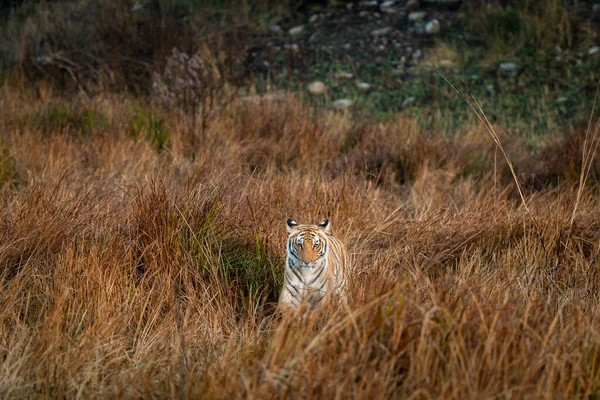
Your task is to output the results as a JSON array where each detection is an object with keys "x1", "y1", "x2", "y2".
[
  {"x1": 219, "y1": 234, "x2": 282, "y2": 303},
  {"x1": 467, "y1": 0, "x2": 578, "y2": 59},
  {"x1": 28, "y1": 103, "x2": 108, "y2": 136},
  {"x1": 128, "y1": 107, "x2": 170, "y2": 152},
  {"x1": 254, "y1": 35, "x2": 600, "y2": 140}
]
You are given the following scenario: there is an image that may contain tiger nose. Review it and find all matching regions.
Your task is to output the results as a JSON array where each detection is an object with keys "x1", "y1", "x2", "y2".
[{"x1": 300, "y1": 249, "x2": 317, "y2": 264}]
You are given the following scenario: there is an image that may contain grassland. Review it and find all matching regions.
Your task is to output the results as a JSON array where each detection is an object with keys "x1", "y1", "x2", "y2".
[{"x1": 1, "y1": 0, "x2": 600, "y2": 398}]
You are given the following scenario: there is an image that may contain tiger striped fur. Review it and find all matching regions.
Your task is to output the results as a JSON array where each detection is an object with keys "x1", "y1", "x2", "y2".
[{"x1": 279, "y1": 218, "x2": 349, "y2": 309}]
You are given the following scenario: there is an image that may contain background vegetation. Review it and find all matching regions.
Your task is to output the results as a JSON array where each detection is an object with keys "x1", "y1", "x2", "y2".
[{"x1": 1, "y1": 0, "x2": 600, "y2": 398}]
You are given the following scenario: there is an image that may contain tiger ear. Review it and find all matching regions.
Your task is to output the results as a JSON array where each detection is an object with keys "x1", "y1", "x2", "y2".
[
  {"x1": 317, "y1": 219, "x2": 330, "y2": 234},
  {"x1": 286, "y1": 218, "x2": 298, "y2": 234}
]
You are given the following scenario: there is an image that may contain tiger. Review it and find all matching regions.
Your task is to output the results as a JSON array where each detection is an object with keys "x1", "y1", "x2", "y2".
[{"x1": 279, "y1": 218, "x2": 349, "y2": 309}]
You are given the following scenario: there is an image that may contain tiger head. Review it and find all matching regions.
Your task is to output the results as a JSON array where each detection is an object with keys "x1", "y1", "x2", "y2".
[{"x1": 286, "y1": 218, "x2": 330, "y2": 265}]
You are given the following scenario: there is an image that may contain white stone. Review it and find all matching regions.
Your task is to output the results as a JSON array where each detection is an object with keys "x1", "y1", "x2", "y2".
[
  {"x1": 425, "y1": 19, "x2": 440, "y2": 34},
  {"x1": 381, "y1": 0, "x2": 397, "y2": 12},
  {"x1": 408, "y1": 11, "x2": 427, "y2": 21},
  {"x1": 371, "y1": 27, "x2": 393, "y2": 36},
  {"x1": 308, "y1": 81, "x2": 326, "y2": 95},
  {"x1": 332, "y1": 99, "x2": 353, "y2": 110},
  {"x1": 269, "y1": 25, "x2": 282, "y2": 33},
  {"x1": 309, "y1": 14, "x2": 320, "y2": 24},
  {"x1": 401, "y1": 96, "x2": 416, "y2": 107},
  {"x1": 356, "y1": 82, "x2": 372, "y2": 91},
  {"x1": 288, "y1": 26, "x2": 304, "y2": 36},
  {"x1": 262, "y1": 91, "x2": 287, "y2": 102},
  {"x1": 241, "y1": 90, "x2": 287, "y2": 104},
  {"x1": 588, "y1": 46, "x2": 600, "y2": 56},
  {"x1": 412, "y1": 49, "x2": 423, "y2": 59},
  {"x1": 284, "y1": 44, "x2": 299, "y2": 53},
  {"x1": 499, "y1": 62, "x2": 518, "y2": 76},
  {"x1": 555, "y1": 96, "x2": 568, "y2": 103},
  {"x1": 336, "y1": 72, "x2": 354, "y2": 79}
]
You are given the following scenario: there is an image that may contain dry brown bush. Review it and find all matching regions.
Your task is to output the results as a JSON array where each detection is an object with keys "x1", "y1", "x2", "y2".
[{"x1": 1, "y1": 86, "x2": 600, "y2": 398}]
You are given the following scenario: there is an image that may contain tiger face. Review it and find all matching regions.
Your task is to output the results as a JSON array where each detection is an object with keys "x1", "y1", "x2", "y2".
[{"x1": 286, "y1": 219, "x2": 330, "y2": 265}]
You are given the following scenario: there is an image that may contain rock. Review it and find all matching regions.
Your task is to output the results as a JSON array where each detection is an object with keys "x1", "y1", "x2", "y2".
[
  {"x1": 499, "y1": 62, "x2": 518, "y2": 77},
  {"x1": 485, "y1": 84, "x2": 494, "y2": 94},
  {"x1": 309, "y1": 14, "x2": 320, "y2": 24},
  {"x1": 372, "y1": 27, "x2": 393, "y2": 36},
  {"x1": 308, "y1": 81, "x2": 326, "y2": 95},
  {"x1": 343, "y1": 43, "x2": 352, "y2": 50},
  {"x1": 414, "y1": 23, "x2": 425, "y2": 35},
  {"x1": 439, "y1": 59, "x2": 453, "y2": 68},
  {"x1": 589, "y1": 46, "x2": 600, "y2": 56},
  {"x1": 269, "y1": 25, "x2": 282, "y2": 33},
  {"x1": 359, "y1": 10, "x2": 369, "y2": 17},
  {"x1": 336, "y1": 72, "x2": 354, "y2": 79},
  {"x1": 407, "y1": 0, "x2": 420, "y2": 9},
  {"x1": 288, "y1": 26, "x2": 304, "y2": 36},
  {"x1": 284, "y1": 44, "x2": 299, "y2": 53},
  {"x1": 555, "y1": 96, "x2": 568, "y2": 104},
  {"x1": 401, "y1": 96, "x2": 416, "y2": 107},
  {"x1": 412, "y1": 49, "x2": 423, "y2": 59},
  {"x1": 373, "y1": 12, "x2": 381, "y2": 17},
  {"x1": 408, "y1": 11, "x2": 427, "y2": 21},
  {"x1": 381, "y1": 1, "x2": 397, "y2": 12},
  {"x1": 309, "y1": 32, "x2": 321, "y2": 42},
  {"x1": 346, "y1": 2, "x2": 354, "y2": 9},
  {"x1": 262, "y1": 90, "x2": 287, "y2": 102},
  {"x1": 240, "y1": 95, "x2": 261, "y2": 105},
  {"x1": 356, "y1": 82, "x2": 372, "y2": 91},
  {"x1": 425, "y1": 19, "x2": 440, "y2": 34},
  {"x1": 421, "y1": 0, "x2": 461, "y2": 7},
  {"x1": 332, "y1": 99, "x2": 353, "y2": 110},
  {"x1": 241, "y1": 90, "x2": 287, "y2": 104}
]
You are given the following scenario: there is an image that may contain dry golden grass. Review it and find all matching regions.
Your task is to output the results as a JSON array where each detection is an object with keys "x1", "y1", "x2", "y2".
[{"x1": 1, "y1": 85, "x2": 600, "y2": 399}]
